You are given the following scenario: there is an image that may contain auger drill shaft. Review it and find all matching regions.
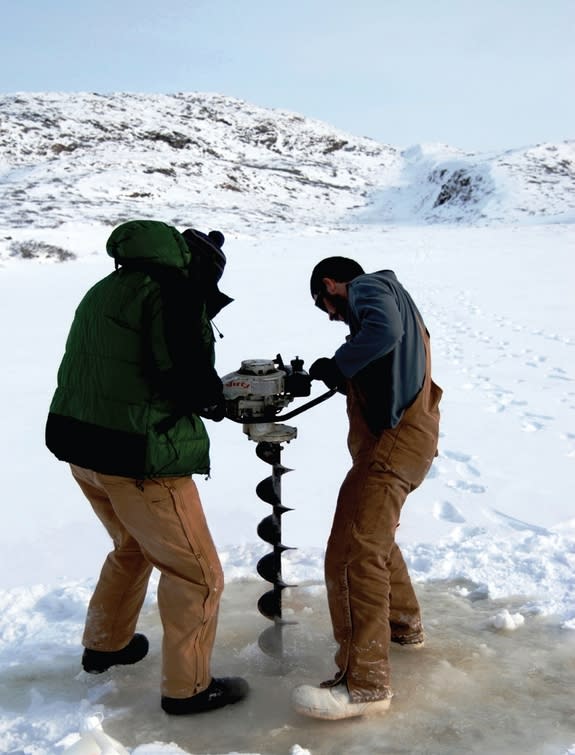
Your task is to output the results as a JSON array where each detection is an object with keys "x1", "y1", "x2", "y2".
[
  {"x1": 254, "y1": 441, "x2": 295, "y2": 657},
  {"x1": 221, "y1": 356, "x2": 333, "y2": 660}
]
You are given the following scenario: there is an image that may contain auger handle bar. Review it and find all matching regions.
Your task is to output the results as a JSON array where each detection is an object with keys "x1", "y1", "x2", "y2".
[{"x1": 228, "y1": 387, "x2": 338, "y2": 424}]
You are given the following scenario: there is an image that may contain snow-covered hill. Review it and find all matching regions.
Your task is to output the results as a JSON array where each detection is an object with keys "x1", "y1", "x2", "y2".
[
  {"x1": 359, "y1": 141, "x2": 575, "y2": 225},
  {"x1": 0, "y1": 91, "x2": 398, "y2": 232},
  {"x1": 1, "y1": 92, "x2": 573, "y2": 237}
]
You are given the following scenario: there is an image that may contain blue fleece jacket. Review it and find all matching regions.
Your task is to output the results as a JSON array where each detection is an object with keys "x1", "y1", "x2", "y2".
[{"x1": 334, "y1": 270, "x2": 426, "y2": 429}]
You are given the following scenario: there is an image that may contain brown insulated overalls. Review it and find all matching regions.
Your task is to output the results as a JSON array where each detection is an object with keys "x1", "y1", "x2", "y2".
[
  {"x1": 322, "y1": 326, "x2": 442, "y2": 702},
  {"x1": 71, "y1": 466, "x2": 224, "y2": 698}
]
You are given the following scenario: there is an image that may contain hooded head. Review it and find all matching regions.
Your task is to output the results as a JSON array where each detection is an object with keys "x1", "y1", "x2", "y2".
[{"x1": 106, "y1": 220, "x2": 191, "y2": 269}]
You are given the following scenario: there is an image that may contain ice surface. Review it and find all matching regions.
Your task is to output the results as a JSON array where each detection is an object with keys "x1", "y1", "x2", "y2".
[{"x1": 2, "y1": 581, "x2": 573, "y2": 754}]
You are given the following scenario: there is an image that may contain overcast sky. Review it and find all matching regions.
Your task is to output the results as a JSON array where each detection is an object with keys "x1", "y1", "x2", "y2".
[{"x1": 1, "y1": 0, "x2": 573, "y2": 152}]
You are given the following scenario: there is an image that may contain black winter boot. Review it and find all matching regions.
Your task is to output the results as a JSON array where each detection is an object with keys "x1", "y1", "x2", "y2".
[
  {"x1": 161, "y1": 677, "x2": 249, "y2": 715},
  {"x1": 82, "y1": 633, "x2": 149, "y2": 673}
]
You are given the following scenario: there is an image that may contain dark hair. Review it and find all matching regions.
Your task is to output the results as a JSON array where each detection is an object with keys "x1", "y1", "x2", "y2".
[{"x1": 309, "y1": 256, "x2": 365, "y2": 298}]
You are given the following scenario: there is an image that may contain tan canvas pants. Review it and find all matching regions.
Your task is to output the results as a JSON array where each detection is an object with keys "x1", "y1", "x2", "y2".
[
  {"x1": 70, "y1": 465, "x2": 224, "y2": 698},
  {"x1": 322, "y1": 328, "x2": 442, "y2": 702}
]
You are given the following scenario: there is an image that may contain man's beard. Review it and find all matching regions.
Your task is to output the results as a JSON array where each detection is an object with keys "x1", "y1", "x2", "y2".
[{"x1": 324, "y1": 293, "x2": 349, "y2": 323}]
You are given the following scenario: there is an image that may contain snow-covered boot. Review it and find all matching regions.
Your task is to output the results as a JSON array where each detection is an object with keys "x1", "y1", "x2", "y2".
[{"x1": 291, "y1": 683, "x2": 392, "y2": 720}]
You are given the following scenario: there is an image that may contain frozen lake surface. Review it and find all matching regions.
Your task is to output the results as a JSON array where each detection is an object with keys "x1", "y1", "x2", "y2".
[{"x1": 3, "y1": 580, "x2": 572, "y2": 755}]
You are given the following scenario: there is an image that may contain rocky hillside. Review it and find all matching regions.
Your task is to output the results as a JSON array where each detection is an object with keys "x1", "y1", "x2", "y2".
[
  {"x1": 0, "y1": 92, "x2": 399, "y2": 232},
  {"x1": 0, "y1": 92, "x2": 573, "y2": 236}
]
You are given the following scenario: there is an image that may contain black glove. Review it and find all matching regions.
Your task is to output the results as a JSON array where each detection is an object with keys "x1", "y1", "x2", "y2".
[
  {"x1": 309, "y1": 357, "x2": 346, "y2": 391},
  {"x1": 198, "y1": 396, "x2": 226, "y2": 422}
]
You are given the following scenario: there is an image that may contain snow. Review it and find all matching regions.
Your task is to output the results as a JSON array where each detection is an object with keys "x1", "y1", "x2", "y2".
[{"x1": 0, "y1": 218, "x2": 573, "y2": 753}]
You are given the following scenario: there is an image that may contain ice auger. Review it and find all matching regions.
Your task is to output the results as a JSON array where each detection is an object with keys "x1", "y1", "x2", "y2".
[{"x1": 222, "y1": 355, "x2": 335, "y2": 658}]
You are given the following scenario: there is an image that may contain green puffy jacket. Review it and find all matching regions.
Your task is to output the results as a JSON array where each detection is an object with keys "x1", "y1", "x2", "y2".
[{"x1": 46, "y1": 220, "x2": 223, "y2": 478}]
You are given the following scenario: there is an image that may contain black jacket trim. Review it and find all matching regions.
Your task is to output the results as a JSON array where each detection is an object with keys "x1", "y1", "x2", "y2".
[{"x1": 46, "y1": 413, "x2": 148, "y2": 478}]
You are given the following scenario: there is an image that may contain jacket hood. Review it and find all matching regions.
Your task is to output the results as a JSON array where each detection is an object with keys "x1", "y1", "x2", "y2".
[{"x1": 106, "y1": 220, "x2": 191, "y2": 270}]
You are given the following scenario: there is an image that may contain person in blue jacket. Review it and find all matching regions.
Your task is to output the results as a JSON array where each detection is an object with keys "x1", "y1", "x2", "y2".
[{"x1": 292, "y1": 256, "x2": 442, "y2": 720}]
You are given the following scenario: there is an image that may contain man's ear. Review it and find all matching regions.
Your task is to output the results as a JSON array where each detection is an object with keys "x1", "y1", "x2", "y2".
[{"x1": 323, "y1": 277, "x2": 338, "y2": 295}]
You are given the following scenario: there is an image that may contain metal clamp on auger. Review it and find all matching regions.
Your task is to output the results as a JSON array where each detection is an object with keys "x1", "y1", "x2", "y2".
[{"x1": 221, "y1": 355, "x2": 336, "y2": 659}]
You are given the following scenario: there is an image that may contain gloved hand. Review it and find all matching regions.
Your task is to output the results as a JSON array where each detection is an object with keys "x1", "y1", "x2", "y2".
[
  {"x1": 198, "y1": 396, "x2": 226, "y2": 422},
  {"x1": 309, "y1": 357, "x2": 346, "y2": 391}
]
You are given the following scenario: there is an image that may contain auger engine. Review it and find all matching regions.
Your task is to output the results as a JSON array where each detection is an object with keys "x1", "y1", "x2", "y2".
[
  {"x1": 222, "y1": 354, "x2": 311, "y2": 442},
  {"x1": 222, "y1": 355, "x2": 333, "y2": 659}
]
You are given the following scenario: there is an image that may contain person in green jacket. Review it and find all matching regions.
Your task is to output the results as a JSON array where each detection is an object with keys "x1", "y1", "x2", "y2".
[{"x1": 46, "y1": 219, "x2": 249, "y2": 715}]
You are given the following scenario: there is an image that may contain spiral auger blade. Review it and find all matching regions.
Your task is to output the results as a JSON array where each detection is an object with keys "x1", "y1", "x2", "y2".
[{"x1": 255, "y1": 440, "x2": 297, "y2": 659}]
